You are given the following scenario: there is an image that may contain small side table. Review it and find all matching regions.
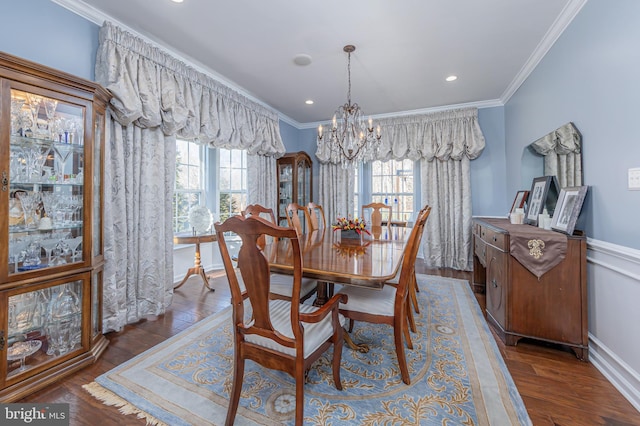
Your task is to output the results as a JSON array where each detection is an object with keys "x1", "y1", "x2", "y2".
[{"x1": 173, "y1": 233, "x2": 217, "y2": 291}]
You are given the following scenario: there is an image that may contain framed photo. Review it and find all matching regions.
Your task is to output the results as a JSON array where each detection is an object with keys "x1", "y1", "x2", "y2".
[
  {"x1": 551, "y1": 186, "x2": 588, "y2": 235},
  {"x1": 525, "y1": 176, "x2": 559, "y2": 226},
  {"x1": 509, "y1": 190, "x2": 529, "y2": 214}
]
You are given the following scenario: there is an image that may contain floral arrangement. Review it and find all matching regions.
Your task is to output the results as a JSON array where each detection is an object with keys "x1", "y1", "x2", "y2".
[{"x1": 332, "y1": 217, "x2": 371, "y2": 235}]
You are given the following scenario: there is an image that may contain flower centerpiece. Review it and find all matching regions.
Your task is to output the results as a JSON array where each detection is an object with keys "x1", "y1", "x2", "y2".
[{"x1": 332, "y1": 217, "x2": 370, "y2": 242}]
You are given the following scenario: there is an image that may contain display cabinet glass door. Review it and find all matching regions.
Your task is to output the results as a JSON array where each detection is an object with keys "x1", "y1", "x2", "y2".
[
  {"x1": 7, "y1": 88, "x2": 86, "y2": 277},
  {"x1": 3, "y1": 275, "x2": 87, "y2": 387},
  {"x1": 278, "y1": 162, "x2": 293, "y2": 227}
]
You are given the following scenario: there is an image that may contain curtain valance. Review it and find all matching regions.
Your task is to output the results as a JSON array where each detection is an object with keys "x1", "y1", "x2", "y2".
[
  {"x1": 317, "y1": 107, "x2": 485, "y2": 164},
  {"x1": 375, "y1": 108, "x2": 485, "y2": 162},
  {"x1": 530, "y1": 122, "x2": 581, "y2": 156},
  {"x1": 95, "y1": 21, "x2": 285, "y2": 156}
]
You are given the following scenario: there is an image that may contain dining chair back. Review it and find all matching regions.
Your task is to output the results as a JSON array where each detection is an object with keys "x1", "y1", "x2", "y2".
[
  {"x1": 337, "y1": 205, "x2": 431, "y2": 385},
  {"x1": 307, "y1": 202, "x2": 326, "y2": 231},
  {"x1": 362, "y1": 202, "x2": 392, "y2": 230},
  {"x1": 215, "y1": 215, "x2": 346, "y2": 425},
  {"x1": 241, "y1": 204, "x2": 317, "y2": 302},
  {"x1": 285, "y1": 202, "x2": 310, "y2": 236}
]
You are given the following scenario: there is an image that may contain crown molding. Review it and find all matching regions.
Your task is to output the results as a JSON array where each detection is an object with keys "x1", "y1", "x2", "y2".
[
  {"x1": 500, "y1": 0, "x2": 588, "y2": 104},
  {"x1": 297, "y1": 98, "x2": 504, "y2": 130}
]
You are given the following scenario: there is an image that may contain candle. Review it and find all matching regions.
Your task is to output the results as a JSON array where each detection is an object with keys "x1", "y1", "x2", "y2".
[
  {"x1": 318, "y1": 125, "x2": 323, "y2": 137},
  {"x1": 376, "y1": 125, "x2": 381, "y2": 137},
  {"x1": 332, "y1": 115, "x2": 337, "y2": 129},
  {"x1": 368, "y1": 117, "x2": 373, "y2": 130}
]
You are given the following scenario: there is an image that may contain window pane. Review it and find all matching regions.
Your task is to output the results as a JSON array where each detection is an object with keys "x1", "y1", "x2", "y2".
[
  {"x1": 369, "y1": 159, "x2": 415, "y2": 223},
  {"x1": 174, "y1": 140, "x2": 203, "y2": 234},
  {"x1": 219, "y1": 149, "x2": 247, "y2": 223}
]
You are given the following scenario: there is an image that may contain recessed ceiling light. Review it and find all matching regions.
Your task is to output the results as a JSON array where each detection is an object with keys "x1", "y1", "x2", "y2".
[
  {"x1": 171, "y1": 0, "x2": 183, "y2": 3},
  {"x1": 446, "y1": 75, "x2": 458, "y2": 82},
  {"x1": 305, "y1": 100, "x2": 314, "y2": 105},
  {"x1": 293, "y1": 54, "x2": 312, "y2": 66}
]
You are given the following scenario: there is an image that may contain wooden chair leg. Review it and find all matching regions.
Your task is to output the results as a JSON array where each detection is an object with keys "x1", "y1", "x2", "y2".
[
  {"x1": 348, "y1": 318, "x2": 354, "y2": 333},
  {"x1": 225, "y1": 357, "x2": 245, "y2": 426},
  {"x1": 410, "y1": 274, "x2": 420, "y2": 314},
  {"x1": 406, "y1": 297, "x2": 416, "y2": 333},
  {"x1": 395, "y1": 312, "x2": 411, "y2": 385},
  {"x1": 403, "y1": 316, "x2": 413, "y2": 350},
  {"x1": 333, "y1": 327, "x2": 344, "y2": 390},
  {"x1": 414, "y1": 271, "x2": 420, "y2": 292},
  {"x1": 295, "y1": 368, "x2": 305, "y2": 425}
]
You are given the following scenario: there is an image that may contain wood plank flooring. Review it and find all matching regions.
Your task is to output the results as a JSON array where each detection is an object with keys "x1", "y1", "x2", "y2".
[{"x1": 19, "y1": 267, "x2": 640, "y2": 425}]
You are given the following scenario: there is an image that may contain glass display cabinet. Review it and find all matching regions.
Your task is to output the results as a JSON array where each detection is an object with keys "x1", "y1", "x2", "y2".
[
  {"x1": 277, "y1": 152, "x2": 312, "y2": 229},
  {"x1": 0, "y1": 52, "x2": 110, "y2": 401}
]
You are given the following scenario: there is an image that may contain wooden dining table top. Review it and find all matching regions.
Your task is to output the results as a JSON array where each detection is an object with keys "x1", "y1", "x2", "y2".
[{"x1": 262, "y1": 226, "x2": 411, "y2": 289}]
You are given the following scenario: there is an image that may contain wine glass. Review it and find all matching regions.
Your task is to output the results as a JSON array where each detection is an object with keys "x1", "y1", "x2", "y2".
[
  {"x1": 10, "y1": 97, "x2": 26, "y2": 135},
  {"x1": 53, "y1": 144, "x2": 72, "y2": 182},
  {"x1": 25, "y1": 93, "x2": 42, "y2": 137},
  {"x1": 42, "y1": 98, "x2": 58, "y2": 139},
  {"x1": 40, "y1": 238, "x2": 61, "y2": 264}
]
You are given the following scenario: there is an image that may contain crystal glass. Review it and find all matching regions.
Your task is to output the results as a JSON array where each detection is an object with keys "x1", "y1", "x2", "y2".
[
  {"x1": 16, "y1": 191, "x2": 41, "y2": 229},
  {"x1": 10, "y1": 97, "x2": 26, "y2": 135},
  {"x1": 7, "y1": 340, "x2": 42, "y2": 373},
  {"x1": 24, "y1": 93, "x2": 42, "y2": 137},
  {"x1": 53, "y1": 144, "x2": 73, "y2": 182},
  {"x1": 47, "y1": 284, "x2": 81, "y2": 356},
  {"x1": 42, "y1": 98, "x2": 58, "y2": 139}
]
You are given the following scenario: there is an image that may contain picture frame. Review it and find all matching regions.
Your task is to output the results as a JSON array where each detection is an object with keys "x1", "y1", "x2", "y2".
[
  {"x1": 551, "y1": 186, "x2": 588, "y2": 235},
  {"x1": 509, "y1": 190, "x2": 529, "y2": 214},
  {"x1": 524, "y1": 176, "x2": 560, "y2": 226}
]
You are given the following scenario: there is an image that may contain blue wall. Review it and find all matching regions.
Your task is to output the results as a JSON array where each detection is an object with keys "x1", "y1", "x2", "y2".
[
  {"x1": 505, "y1": 0, "x2": 640, "y2": 249},
  {"x1": 1, "y1": 0, "x2": 99, "y2": 81},
  {"x1": 6, "y1": 0, "x2": 636, "y2": 250}
]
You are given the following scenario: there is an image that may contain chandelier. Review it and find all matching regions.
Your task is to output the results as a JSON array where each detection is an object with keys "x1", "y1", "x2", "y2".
[{"x1": 317, "y1": 45, "x2": 381, "y2": 168}]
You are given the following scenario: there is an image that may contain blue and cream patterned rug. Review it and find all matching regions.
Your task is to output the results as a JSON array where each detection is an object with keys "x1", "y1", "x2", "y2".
[{"x1": 84, "y1": 275, "x2": 531, "y2": 425}]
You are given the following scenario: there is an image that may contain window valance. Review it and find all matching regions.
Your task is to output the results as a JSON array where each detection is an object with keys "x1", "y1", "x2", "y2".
[
  {"x1": 95, "y1": 21, "x2": 285, "y2": 156},
  {"x1": 375, "y1": 108, "x2": 485, "y2": 162},
  {"x1": 529, "y1": 122, "x2": 581, "y2": 156}
]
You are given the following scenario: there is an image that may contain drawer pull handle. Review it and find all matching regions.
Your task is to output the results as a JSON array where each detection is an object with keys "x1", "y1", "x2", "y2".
[{"x1": 491, "y1": 279, "x2": 498, "y2": 288}]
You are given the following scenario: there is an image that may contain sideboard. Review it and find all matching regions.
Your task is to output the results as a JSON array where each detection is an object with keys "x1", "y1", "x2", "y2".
[{"x1": 472, "y1": 217, "x2": 588, "y2": 360}]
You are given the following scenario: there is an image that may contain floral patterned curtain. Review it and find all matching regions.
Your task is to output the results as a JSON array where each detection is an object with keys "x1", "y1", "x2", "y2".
[{"x1": 95, "y1": 22, "x2": 285, "y2": 332}]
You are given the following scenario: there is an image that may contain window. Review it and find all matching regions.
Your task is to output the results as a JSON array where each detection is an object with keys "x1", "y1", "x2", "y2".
[
  {"x1": 218, "y1": 149, "x2": 247, "y2": 222},
  {"x1": 360, "y1": 159, "x2": 417, "y2": 223},
  {"x1": 174, "y1": 140, "x2": 204, "y2": 234}
]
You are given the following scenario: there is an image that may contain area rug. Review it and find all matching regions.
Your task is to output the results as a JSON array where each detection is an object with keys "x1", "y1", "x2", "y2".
[{"x1": 84, "y1": 275, "x2": 531, "y2": 425}]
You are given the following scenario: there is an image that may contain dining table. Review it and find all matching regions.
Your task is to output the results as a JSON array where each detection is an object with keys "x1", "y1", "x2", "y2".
[{"x1": 263, "y1": 225, "x2": 411, "y2": 305}]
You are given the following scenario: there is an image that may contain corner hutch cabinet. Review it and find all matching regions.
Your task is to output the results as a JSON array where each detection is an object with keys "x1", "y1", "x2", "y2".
[
  {"x1": 0, "y1": 52, "x2": 110, "y2": 401},
  {"x1": 472, "y1": 218, "x2": 588, "y2": 360},
  {"x1": 276, "y1": 151, "x2": 312, "y2": 228}
]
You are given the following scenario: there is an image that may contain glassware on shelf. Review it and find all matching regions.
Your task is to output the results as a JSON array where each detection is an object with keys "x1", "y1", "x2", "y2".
[
  {"x1": 47, "y1": 284, "x2": 82, "y2": 356},
  {"x1": 50, "y1": 240, "x2": 70, "y2": 266},
  {"x1": 10, "y1": 97, "x2": 26, "y2": 135},
  {"x1": 24, "y1": 93, "x2": 42, "y2": 138},
  {"x1": 53, "y1": 144, "x2": 73, "y2": 182},
  {"x1": 40, "y1": 238, "x2": 60, "y2": 264},
  {"x1": 16, "y1": 191, "x2": 41, "y2": 230},
  {"x1": 42, "y1": 98, "x2": 58, "y2": 139},
  {"x1": 7, "y1": 340, "x2": 42, "y2": 373}
]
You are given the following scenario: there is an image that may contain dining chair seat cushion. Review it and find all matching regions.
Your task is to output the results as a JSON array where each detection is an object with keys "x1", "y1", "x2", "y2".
[
  {"x1": 270, "y1": 273, "x2": 318, "y2": 298},
  {"x1": 245, "y1": 299, "x2": 346, "y2": 357},
  {"x1": 338, "y1": 285, "x2": 397, "y2": 317}
]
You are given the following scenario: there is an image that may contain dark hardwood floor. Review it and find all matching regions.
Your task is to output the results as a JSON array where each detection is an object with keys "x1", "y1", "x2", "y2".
[{"x1": 20, "y1": 267, "x2": 640, "y2": 425}]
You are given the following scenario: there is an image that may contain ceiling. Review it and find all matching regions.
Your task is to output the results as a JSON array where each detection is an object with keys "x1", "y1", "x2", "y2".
[{"x1": 59, "y1": 0, "x2": 582, "y2": 127}]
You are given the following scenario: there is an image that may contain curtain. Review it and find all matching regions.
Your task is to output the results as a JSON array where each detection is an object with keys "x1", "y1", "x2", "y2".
[
  {"x1": 96, "y1": 22, "x2": 285, "y2": 332},
  {"x1": 530, "y1": 122, "x2": 582, "y2": 187},
  {"x1": 377, "y1": 108, "x2": 485, "y2": 271},
  {"x1": 317, "y1": 164, "x2": 355, "y2": 226},
  {"x1": 247, "y1": 154, "x2": 278, "y2": 214}
]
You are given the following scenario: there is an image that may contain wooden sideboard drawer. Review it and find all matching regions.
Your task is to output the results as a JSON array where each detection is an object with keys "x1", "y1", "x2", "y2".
[{"x1": 479, "y1": 226, "x2": 507, "y2": 250}]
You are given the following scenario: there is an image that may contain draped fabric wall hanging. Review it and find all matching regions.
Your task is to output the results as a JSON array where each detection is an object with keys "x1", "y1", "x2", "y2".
[
  {"x1": 316, "y1": 108, "x2": 484, "y2": 271},
  {"x1": 95, "y1": 21, "x2": 285, "y2": 332},
  {"x1": 530, "y1": 122, "x2": 582, "y2": 188}
]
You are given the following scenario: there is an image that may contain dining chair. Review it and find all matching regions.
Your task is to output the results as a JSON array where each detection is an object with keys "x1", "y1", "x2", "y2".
[
  {"x1": 336, "y1": 206, "x2": 431, "y2": 385},
  {"x1": 361, "y1": 202, "x2": 392, "y2": 230},
  {"x1": 215, "y1": 215, "x2": 347, "y2": 426},
  {"x1": 242, "y1": 204, "x2": 317, "y2": 302},
  {"x1": 285, "y1": 202, "x2": 311, "y2": 236},
  {"x1": 386, "y1": 205, "x2": 431, "y2": 333},
  {"x1": 307, "y1": 202, "x2": 326, "y2": 231}
]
